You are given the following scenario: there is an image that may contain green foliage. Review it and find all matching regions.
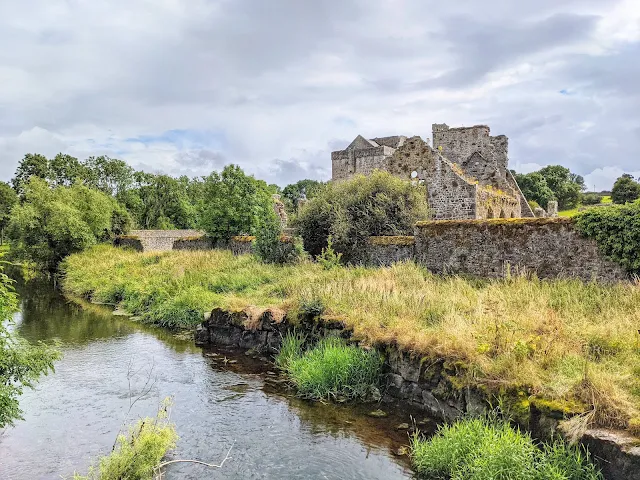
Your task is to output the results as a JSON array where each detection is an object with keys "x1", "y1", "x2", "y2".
[
  {"x1": 275, "y1": 330, "x2": 306, "y2": 370},
  {"x1": 517, "y1": 172, "x2": 556, "y2": 209},
  {"x1": 279, "y1": 337, "x2": 383, "y2": 401},
  {"x1": 11, "y1": 153, "x2": 50, "y2": 196},
  {"x1": 282, "y1": 179, "x2": 325, "y2": 210},
  {"x1": 410, "y1": 418, "x2": 602, "y2": 480},
  {"x1": 0, "y1": 181, "x2": 18, "y2": 245},
  {"x1": 574, "y1": 200, "x2": 640, "y2": 273},
  {"x1": 0, "y1": 268, "x2": 59, "y2": 427},
  {"x1": 295, "y1": 171, "x2": 429, "y2": 263},
  {"x1": 200, "y1": 165, "x2": 274, "y2": 242},
  {"x1": 611, "y1": 174, "x2": 640, "y2": 205},
  {"x1": 316, "y1": 235, "x2": 342, "y2": 270},
  {"x1": 8, "y1": 177, "x2": 132, "y2": 271},
  {"x1": 254, "y1": 207, "x2": 305, "y2": 264},
  {"x1": 581, "y1": 193, "x2": 604, "y2": 206},
  {"x1": 516, "y1": 166, "x2": 585, "y2": 210},
  {"x1": 74, "y1": 398, "x2": 178, "y2": 480}
]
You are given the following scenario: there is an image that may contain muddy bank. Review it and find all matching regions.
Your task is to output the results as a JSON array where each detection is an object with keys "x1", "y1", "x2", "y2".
[{"x1": 195, "y1": 307, "x2": 640, "y2": 480}]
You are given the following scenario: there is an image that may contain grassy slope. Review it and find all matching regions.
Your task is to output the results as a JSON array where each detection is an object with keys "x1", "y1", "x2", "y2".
[
  {"x1": 62, "y1": 245, "x2": 640, "y2": 431},
  {"x1": 559, "y1": 197, "x2": 613, "y2": 218}
]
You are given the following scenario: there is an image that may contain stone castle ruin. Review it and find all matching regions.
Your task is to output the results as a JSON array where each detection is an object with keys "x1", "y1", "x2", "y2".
[{"x1": 331, "y1": 124, "x2": 535, "y2": 220}]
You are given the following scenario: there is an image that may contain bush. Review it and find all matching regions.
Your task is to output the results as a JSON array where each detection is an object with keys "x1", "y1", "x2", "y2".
[
  {"x1": 611, "y1": 174, "x2": 640, "y2": 205},
  {"x1": 254, "y1": 212, "x2": 304, "y2": 264},
  {"x1": 294, "y1": 171, "x2": 428, "y2": 263},
  {"x1": 574, "y1": 200, "x2": 640, "y2": 273},
  {"x1": 410, "y1": 418, "x2": 602, "y2": 480},
  {"x1": 582, "y1": 193, "x2": 604, "y2": 206},
  {"x1": 74, "y1": 398, "x2": 178, "y2": 480},
  {"x1": 277, "y1": 337, "x2": 383, "y2": 401},
  {"x1": 316, "y1": 235, "x2": 342, "y2": 270}
]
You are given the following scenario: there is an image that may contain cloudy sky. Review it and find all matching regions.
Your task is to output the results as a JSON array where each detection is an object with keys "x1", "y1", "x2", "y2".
[{"x1": 1, "y1": 0, "x2": 639, "y2": 190}]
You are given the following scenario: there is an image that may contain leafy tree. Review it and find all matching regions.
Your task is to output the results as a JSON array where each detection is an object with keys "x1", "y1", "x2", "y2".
[
  {"x1": 12, "y1": 153, "x2": 50, "y2": 196},
  {"x1": 282, "y1": 179, "x2": 325, "y2": 210},
  {"x1": 611, "y1": 174, "x2": 640, "y2": 205},
  {"x1": 200, "y1": 165, "x2": 274, "y2": 241},
  {"x1": 254, "y1": 209, "x2": 304, "y2": 264},
  {"x1": 515, "y1": 172, "x2": 555, "y2": 209},
  {"x1": 538, "y1": 165, "x2": 585, "y2": 210},
  {"x1": 0, "y1": 268, "x2": 59, "y2": 427},
  {"x1": 8, "y1": 177, "x2": 131, "y2": 271},
  {"x1": 50, "y1": 154, "x2": 88, "y2": 187},
  {"x1": 0, "y1": 182, "x2": 18, "y2": 245},
  {"x1": 83, "y1": 156, "x2": 134, "y2": 196},
  {"x1": 295, "y1": 171, "x2": 429, "y2": 263}
]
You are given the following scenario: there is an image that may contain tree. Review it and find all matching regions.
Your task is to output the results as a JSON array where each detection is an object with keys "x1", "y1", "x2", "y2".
[
  {"x1": 0, "y1": 182, "x2": 18, "y2": 245},
  {"x1": 282, "y1": 179, "x2": 325, "y2": 211},
  {"x1": 49, "y1": 154, "x2": 88, "y2": 187},
  {"x1": 12, "y1": 153, "x2": 50, "y2": 196},
  {"x1": 199, "y1": 165, "x2": 274, "y2": 241},
  {"x1": 8, "y1": 177, "x2": 131, "y2": 271},
  {"x1": 0, "y1": 268, "x2": 59, "y2": 427},
  {"x1": 611, "y1": 174, "x2": 640, "y2": 205},
  {"x1": 295, "y1": 171, "x2": 429, "y2": 263},
  {"x1": 514, "y1": 172, "x2": 555, "y2": 209},
  {"x1": 538, "y1": 165, "x2": 585, "y2": 210},
  {"x1": 83, "y1": 156, "x2": 134, "y2": 196}
]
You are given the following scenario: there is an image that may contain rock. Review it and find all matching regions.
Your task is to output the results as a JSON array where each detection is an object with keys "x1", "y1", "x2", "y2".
[
  {"x1": 368, "y1": 409, "x2": 388, "y2": 418},
  {"x1": 369, "y1": 386, "x2": 382, "y2": 402},
  {"x1": 396, "y1": 423, "x2": 410, "y2": 430},
  {"x1": 393, "y1": 446, "x2": 409, "y2": 456},
  {"x1": 266, "y1": 371, "x2": 277, "y2": 376}
]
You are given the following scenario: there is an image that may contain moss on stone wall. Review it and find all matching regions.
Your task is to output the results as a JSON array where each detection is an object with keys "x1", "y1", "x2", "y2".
[
  {"x1": 368, "y1": 236, "x2": 416, "y2": 246},
  {"x1": 232, "y1": 235, "x2": 256, "y2": 243}
]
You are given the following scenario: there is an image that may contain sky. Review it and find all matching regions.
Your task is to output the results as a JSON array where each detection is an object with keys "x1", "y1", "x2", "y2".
[{"x1": 1, "y1": 0, "x2": 639, "y2": 190}]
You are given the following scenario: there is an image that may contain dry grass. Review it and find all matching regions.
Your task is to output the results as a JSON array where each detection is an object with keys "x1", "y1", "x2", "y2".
[{"x1": 62, "y1": 245, "x2": 640, "y2": 431}]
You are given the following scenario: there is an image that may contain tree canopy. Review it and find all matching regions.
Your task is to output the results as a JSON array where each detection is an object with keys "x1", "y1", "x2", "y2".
[
  {"x1": 515, "y1": 165, "x2": 585, "y2": 210},
  {"x1": 0, "y1": 182, "x2": 18, "y2": 244},
  {"x1": 611, "y1": 174, "x2": 640, "y2": 205},
  {"x1": 8, "y1": 177, "x2": 131, "y2": 271}
]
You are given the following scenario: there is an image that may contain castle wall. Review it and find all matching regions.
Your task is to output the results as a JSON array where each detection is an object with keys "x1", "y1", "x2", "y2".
[
  {"x1": 387, "y1": 136, "x2": 435, "y2": 179},
  {"x1": 475, "y1": 188, "x2": 521, "y2": 219},
  {"x1": 432, "y1": 124, "x2": 492, "y2": 166},
  {"x1": 426, "y1": 156, "x2": 478, "y2": 220},
  {"x1": 413, "y1": 218, "x2": 627, "y2": 282}
]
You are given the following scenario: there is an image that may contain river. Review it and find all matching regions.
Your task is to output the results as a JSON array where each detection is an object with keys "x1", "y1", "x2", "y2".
[{"x1": 0, "y1": 278, "x2": 418, "y2": 479}]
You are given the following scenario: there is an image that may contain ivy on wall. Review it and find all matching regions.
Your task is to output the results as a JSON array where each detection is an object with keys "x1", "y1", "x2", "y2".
[{"x1": 574, "y1": 200, "x2": 640, "y2": 274}]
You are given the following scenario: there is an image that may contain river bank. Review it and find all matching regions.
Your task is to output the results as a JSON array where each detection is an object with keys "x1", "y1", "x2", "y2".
[
  {"x1": 0, "y1": 277, "x2": 418, "y2": 479},
  {"x1": 60, "y1": 245, "x2": 640, "y2": 478}
]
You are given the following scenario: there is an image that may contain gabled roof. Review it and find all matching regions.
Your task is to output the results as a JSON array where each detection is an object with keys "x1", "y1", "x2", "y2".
[
  {"x1": 370, "y1": 136, "x2": 407, "y2": 148},
  {"x1": 345, "y1": 135, "x2": 378, "y2": 151}
]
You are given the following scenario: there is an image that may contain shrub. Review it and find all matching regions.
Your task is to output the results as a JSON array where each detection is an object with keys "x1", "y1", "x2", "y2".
[
  {"x1": 574, "y1": 200, "x2": 640, "y2": 273},
  {"x1": 611, "y1": 174, "x2": 640, "y2": 204},
  {"x1": 294, "y1": 171, "x2": 428, "y2": 263},
  {"x1": 316, "y1": 235, "x2": 342, "y2": 270},
  {"x1": 411, "y1": 418, "x2": 602, "y2": 480},
  {"x1": 279, "y1": 337, "x2": 383, "y2": 401},
  {"x1": 74, "y1": 398, "x2": 178, "y2": 480},
  {"x1": 254, "y1": 212, "x2": 304, "y2": 264},
  {"x1": 581, "y1": 193, "x2": 604, "y2": 206}
]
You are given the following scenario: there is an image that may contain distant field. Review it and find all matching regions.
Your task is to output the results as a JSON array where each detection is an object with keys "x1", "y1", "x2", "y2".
[{"x1": 559, "y1": 196, "x2": 613, "y2": 217}]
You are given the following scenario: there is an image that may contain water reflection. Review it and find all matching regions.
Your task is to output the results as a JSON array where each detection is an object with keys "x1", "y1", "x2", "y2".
[{"x1": 0, "y1": 278, "x2": 415, "y2": 480}]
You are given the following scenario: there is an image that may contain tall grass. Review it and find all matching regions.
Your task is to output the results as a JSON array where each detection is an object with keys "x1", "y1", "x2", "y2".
[
  {"x1": 61, "y1": 245, "x2": 640, "y2": 431},
  {"x1": 74, "y1": 398, "x2": 178, "y2": 480},
  {"x1": 410, "y1": 418, "x2": 603, "y2": 480},
  {"x1": 277, "y1": 336, "x2": 383, "y2": 400}
]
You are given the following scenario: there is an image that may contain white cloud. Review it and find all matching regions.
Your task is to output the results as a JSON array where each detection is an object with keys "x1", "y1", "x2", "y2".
[{"x1": 0, "y1": 0, "x2": 639, "y2": 188}]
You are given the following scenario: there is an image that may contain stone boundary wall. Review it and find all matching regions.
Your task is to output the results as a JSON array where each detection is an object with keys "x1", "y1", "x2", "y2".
[
  {"x1": 114, "y1": 236, "x2": 143, "y2": 251},
  {"x1": 126, "y1": 229, "x2": 205, "y2": 252},
  {"x1": 367, "y1": 236, "x2": 415, "y2": 266},
  {"x1": 413, "y1": 218, "x2": 627, "y2": 282},
  {"x1": 230, "y1": 236, "x2": 255, "y2": 255},
  {"x1": 194, "y1": 307, "x2": 640, "y2": 480}
]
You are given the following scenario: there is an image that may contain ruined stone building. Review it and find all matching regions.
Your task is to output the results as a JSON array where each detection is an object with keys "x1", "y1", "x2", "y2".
[{"x1": 331, "y1": 124, "x2": 534, "y2": 220}]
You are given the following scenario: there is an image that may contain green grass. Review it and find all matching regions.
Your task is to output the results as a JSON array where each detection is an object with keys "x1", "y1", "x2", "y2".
[
  {"x1": 74, "y1": 398, "x2": 177, "y2": 480},
  {"x1": 277, "y1": 335, "x2": 383, "y2": 400},
  {"x1": 559, "y1": 196, "x2": 613, "y2": 217},
  {"x1": 61, "y1": 245, "x2": 640, "y2": 432},
  {"x1": 410, "y1": 418, "x2": 603, "y2": 480}
]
